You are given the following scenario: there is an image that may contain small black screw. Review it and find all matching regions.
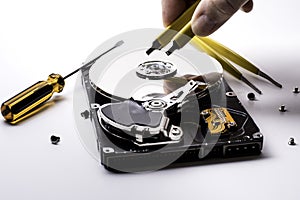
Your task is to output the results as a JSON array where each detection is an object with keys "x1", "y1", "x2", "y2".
[
  {"x1": 293, "y1": 87, "x2": 299, "y2": 94},
  {"x1": 279, "y1": 105, "x2": 286, "y2": 112},
  {"x1": 247, "y1": 92, "x2": 255, "y2": 101},
  {"x1": 288, "y1": 137, "x2": 296, "y2": 146},
  {"x1": 81, "y1": 110, "x2": 90, "y2": 119},
  {"x1": 50, "y1": 135, "x2": 60, "y2": 145}
]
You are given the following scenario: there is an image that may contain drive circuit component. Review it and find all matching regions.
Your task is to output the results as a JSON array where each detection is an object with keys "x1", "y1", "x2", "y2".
[{"x1": 201, "y1": 107, "x2": 237, "y2": 135}]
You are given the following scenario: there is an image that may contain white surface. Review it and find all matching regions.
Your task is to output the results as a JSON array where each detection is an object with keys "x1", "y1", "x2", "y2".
[{"x1": 1, "y1": 0, "x2": 300, "y2": 199}]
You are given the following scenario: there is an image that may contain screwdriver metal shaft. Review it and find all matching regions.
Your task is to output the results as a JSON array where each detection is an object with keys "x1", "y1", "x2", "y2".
[
  {"x1": 199, "y1": 37, "x2": 282, "y2": 88},
  {"x1": 64, "y1": 40, "x2": 124, "y2": 79},
  {"x1": 191, "y1": 37, "x2": 262, "y2": 94}
]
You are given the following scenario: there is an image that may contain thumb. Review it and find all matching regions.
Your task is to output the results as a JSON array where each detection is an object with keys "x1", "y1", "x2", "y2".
[{"x1": 191, "y1": 0, "x2": 252, "y2": 36}]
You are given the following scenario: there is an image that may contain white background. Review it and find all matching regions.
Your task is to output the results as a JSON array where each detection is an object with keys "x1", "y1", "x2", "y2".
[{"x1": 1, "y1": 0, "x2": 300, "y2": 199}]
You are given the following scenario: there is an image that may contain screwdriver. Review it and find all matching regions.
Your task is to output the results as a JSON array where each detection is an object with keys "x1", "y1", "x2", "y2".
[
  {"x1": 1, "y1": 40, "x2": 124, "y2": 124},
  {"x1": 191, "y1": 37, "x2": 262, "y2": 94},
  {"x1": 166, "y1": 22, "x2": 194, "y2": 56},
  {"x1": 146, "y1": 0, "x2": 201, "y2": 55},
  {"x1": 146, "y1": 0, "x2": 282, "y2": 93},
  {"x1": 197, "y1": 37, "x2": 282, "y2": 88}
]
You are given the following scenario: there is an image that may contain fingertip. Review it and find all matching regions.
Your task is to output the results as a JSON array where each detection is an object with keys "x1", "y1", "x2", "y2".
[
  {"x1": 192, "y1": 15, "x2": 217, "y2": 36},
  {"x1": 191, "y1": 0, "x2": 253, "y2": 36},
  {"x1": 241, "y1": 0, "x2": 253, "y2": 13},
  {"x1": 161, "y1": 0, "x2": 187, "y2": 27}
]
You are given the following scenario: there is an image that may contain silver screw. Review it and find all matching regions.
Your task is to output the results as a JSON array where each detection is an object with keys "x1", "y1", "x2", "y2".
[
  {"x1": 253, "y1": 133, "x2": 263, "y2": 139},
  {"x1": 171, "y1": 127, "x2": 181, "y2": 136},
  {"x1": 103, "y1": 147, "x2": 115, "y2": 153},
  {"x1": 201, "y1": 110, "x2": 209, "y2": 116},
  {"x1": 243, "y1": 135, "x2": 251, "y2": 140},
  {"x1": 279, "y1": 105, "x2": 286, "y2": 112},
  {"x1": 228, "y1": 122, "x2": 236, "y2": 127},
  {"x1": 169, "y1": 126, "x2": 183, "y2": 141},
  {"x1": 293, "y1": 87, "x2": 299, "y2": 93}
]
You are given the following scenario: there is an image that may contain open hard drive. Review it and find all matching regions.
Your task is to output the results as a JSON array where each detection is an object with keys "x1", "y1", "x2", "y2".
[{"x1": 74, "y1": 29, "x2": 263, "y2": 172}]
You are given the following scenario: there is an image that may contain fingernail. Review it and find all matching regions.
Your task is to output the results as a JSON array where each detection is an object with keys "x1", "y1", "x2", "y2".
[{"x1": 192, "y1": 15, "x2": 216, "y2": 36}]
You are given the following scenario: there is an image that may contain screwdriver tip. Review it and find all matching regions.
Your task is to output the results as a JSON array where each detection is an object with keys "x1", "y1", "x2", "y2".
[
  {"x1": 146, "y1": 48, "x2": 155, "y2": 55},
  {"x1": 165, "y1": 50, "x2": 172, "y2": 56},
  {"x1": 274, "y1": 82, "x2": 283, "y2": 88},
  {"x1": 252, "y1": 86, "x2": 262, "y2": 95},
  {"x1": 258, "y1": 71, "x2": 282, "y2": 88},
  {"x1": 165, "y1": 42, "x2": 180, "y2": 56},
  {"x1": 165, "y1": 47, "x2": 175, "y2": 56},
  {"x1": 241, "y1": 76, "x2": 262, "y2": 95},
  {"x1": 115, "y1": 40, "x2": 124, "y2": 47},
  {"x1": 146, "y1": 40, "x2": 162, "y2": 55}
]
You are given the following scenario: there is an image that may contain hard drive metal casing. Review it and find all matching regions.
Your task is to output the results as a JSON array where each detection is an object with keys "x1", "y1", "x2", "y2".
[{"x1": 80, "y1": 67, "x2": 263, "y2": 173}]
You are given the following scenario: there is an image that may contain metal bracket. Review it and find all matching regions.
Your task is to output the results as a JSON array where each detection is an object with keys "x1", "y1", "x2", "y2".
[{"x1": 143, "y1": 80, "x2": 198, "y2": 111}]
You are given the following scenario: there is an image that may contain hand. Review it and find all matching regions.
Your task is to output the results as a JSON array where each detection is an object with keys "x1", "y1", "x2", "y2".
[{"x1": 162, "y1": 0, "x2": 253, "y2": 36}]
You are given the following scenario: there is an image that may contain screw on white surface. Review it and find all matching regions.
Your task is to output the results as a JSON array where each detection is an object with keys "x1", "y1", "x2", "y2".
[
  {"x1": 288, "y1": 137, "x2": 296, "y2": 146},
  {"x1": 50, "y1": 135, "x2": 60, "y2": 145},
  {"x1": 293, "y1": 87, "x2": 299, "y2": 93},
  {"x1": 279, "y1": 105, "x2": 286, "y2": 112},
  {"x1": 247, "y1": 92, "x2": 255, "y2": 101}
]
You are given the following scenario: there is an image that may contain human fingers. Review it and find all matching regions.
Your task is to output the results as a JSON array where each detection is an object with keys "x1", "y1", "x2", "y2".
[
  {"x1": 161, "y1": 0, "x2": 196, "y2": 27},
  {"x1": 241, "y1": 0, "x2": 253, "y2": 13},
  {"x1": 191, "y1": 0, "x2": 253, "y2": 36}
]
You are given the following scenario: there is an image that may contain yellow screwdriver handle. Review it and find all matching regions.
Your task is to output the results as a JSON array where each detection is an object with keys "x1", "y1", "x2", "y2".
[
  {"x1": 156, "y1": 0, "x2": 200, "y2": 47},
  {"x1": 172, "y1": 22, "x2": 194, "y2": 47},
  {"x1": 1, "y1": 73, "x2": 65, "y2": 123}
]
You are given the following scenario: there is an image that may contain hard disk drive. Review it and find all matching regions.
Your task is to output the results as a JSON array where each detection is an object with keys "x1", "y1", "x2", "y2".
[{"x1": 73, "y1": 29, "x2": 263, "y2": 172}]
